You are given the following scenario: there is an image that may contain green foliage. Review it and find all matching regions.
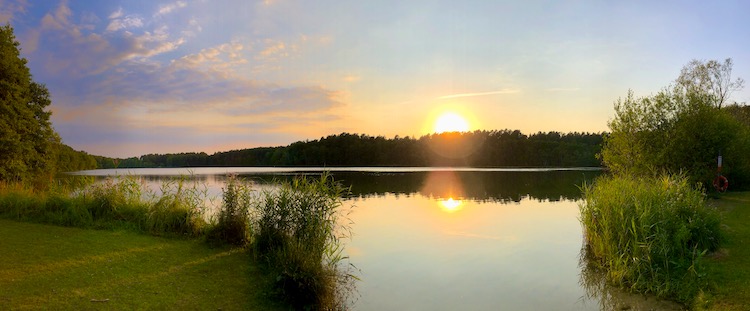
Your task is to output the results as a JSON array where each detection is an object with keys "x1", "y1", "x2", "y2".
[
  {"x1": 55, "y1": 143, "x2": 97, "y2": 173},
  {"x1": 0, "y1": 24, "x2": 95, "y2": 181},
  {"x1": 721, "y1": 104, "x2": 750, "y2": 189},
  {"x1": 146, "y1": 178, "x2": 208, "y2": 236},
  {"x1": 601, "y1": 71, "x2": 750, "y2": 189},
  {"x1": 252, "y1": 173, "x2": 355, "y2": 310},
  {"x1": 81, "y1": 176, "x2": 146, "y2": 222},
  {"x1": 0, "y1": 24, "x2": 59, "y2": 184},
  {"x1": 0, "y1": 176, "x2": 209, "y2": 236},
  {"x1": 725, "y1": 103, "x2": 750, "y2": 127},
  {"x1": 579, "y1": 174, "x2": 722, "y2": 305},
  {"x1": 206, "y1": 175, "x2": 251, "y2": 246}
]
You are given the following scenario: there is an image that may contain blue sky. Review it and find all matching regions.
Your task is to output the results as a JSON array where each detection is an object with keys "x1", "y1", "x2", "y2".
[{"x1": 2, "y1": 0, "x2": 749, "y2": 157}]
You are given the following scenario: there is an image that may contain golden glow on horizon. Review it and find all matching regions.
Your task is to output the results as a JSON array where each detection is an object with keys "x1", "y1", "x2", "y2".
[
  {"x1": 433, "y1": 112, "x2": 470, "y2": 133},
  {"x1": 439, "y1": 197, "x2": 463, "y2": 212}
]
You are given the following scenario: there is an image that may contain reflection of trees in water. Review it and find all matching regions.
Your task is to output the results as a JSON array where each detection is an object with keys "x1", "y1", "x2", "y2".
[
  {"x1": 83, "y1": 170, "x2": 602, "y2": 203},
  {"x1": 335, "y1": 170, "x2": 602, "y2": 203},
  {"x1": 578, "y1": 245, "x2": 684, "y2": 311},
  {"x1": 232, "y1": 170, "x2": 601, "y2": 202}
]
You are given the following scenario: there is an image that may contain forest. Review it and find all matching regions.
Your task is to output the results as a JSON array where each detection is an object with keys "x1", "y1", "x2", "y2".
[{"x1": 94, "y1": 130, "x2": 604, "y2": 169}]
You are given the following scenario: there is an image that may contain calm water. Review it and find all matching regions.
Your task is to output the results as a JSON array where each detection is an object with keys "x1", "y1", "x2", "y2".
[{"x1": 70, "y1": 167, "x2": 681, "y2": 310}]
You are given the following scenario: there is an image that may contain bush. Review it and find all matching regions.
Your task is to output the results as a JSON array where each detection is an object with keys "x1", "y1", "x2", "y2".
[
  {"x1": 206, "y1": 174, "x2": 251, "y2": 246},
  {"x1": 252, "y1": 173, "x2": 355, "y2": 310},
  {"x1": 579, "y1": 174, "x2": 722, "y2": 304},
  {"x1": 600, "y1": 59, "x2": 750, "y2": 190},
  {"x1": 81, "y1": 176, "x2": 146, "y2": 221},
  {"x1": 146, "y1": 177, "x2": 208, "y2": 236},
  {"x1": 1, "y1": 176, "x2": 210, "y2": 236}
]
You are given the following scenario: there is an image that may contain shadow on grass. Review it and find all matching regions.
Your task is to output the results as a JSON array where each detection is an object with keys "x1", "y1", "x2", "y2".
[{"x1": 0, "y1": 219, "x2": 287, "y2": 310}]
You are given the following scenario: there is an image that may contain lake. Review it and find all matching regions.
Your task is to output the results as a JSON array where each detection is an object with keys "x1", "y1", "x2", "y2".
[{"x1": 71, "y1": 167, "x2": 681, "y2": 310}]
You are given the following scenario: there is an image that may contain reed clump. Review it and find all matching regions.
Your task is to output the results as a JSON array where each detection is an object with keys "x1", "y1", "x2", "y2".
[
  {"x1": 252, "y1": 173, "x2": 356, "y2": 310},
  {"x1": 0, "y1": 176, "x2": 209, "y2": 236},
  {"x1": 146, "y1": 178, "x2": 208, "y2": 236},
  {"x1": 206, "y1": 174, "x2": 251, "y2": 246},
  {"x1": 579, "y1": 174, "x2": 722, "y2": 305}
]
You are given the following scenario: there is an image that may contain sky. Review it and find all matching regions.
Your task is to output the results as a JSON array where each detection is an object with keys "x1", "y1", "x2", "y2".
[{"x1": 2, "y1": 0, "x2": 749, "y2": 158}]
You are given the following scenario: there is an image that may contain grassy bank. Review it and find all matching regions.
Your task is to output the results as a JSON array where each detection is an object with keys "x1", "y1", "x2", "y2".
[
  {"x1": 0, "y1": 219, "x2": 286, "y2": 310},
  {"x1": 0, "y1": 174, "x2": 355, "y2": 310},
  {"x1": 703, "y1": 192, "x2": 750, "y2": 310}
]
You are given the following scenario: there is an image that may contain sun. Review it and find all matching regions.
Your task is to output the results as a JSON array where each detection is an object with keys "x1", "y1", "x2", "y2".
[{"x1": 433, "y1": 112, "x2": 470, "y2": 133}]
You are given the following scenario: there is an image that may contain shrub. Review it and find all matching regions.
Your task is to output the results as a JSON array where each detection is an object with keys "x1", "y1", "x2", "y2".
[
  {"x1": 206, "y1": 174, "x2": 251, "y2": 246},
  {"x1": 146, "y1": 177, "x2": 208, "y2": 236},
  {"x1": 579, "y1": 174, "x2": 722, "y2": 304},
  {"x1": 81, "y1": 176, "x2": 146, "y2": 221},
  {"x1": 0, "y1": 182, "x2": 43, "y2": 219},
  {"x1": 252, "y1": 173, "x2": 355, "y2": 310},
  {"x1": 600, "y1": 59, "x2": 750, "y2": 190},
  {"x1": 1, "y1": 175, "x2": 210, "y2": 236}
]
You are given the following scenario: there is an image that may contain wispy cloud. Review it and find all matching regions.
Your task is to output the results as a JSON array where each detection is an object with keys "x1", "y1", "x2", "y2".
[
  {"x1": 172, "y1": 41, "x2": 247, "y2": 74},
  {"x1": 108, "y1": 7, "x2": 123, "y2": 19},
  {"x1": 155, "y1": 1, "x2": 188, "y2": 17},
  {"x1": 437, "y1": 89, "x2": 520, "y2": 99},
  {"x1": 257, "y1": 38, "x2": 291, "y2": 60},
  {"x1": 23, "y1": 1, "x2": 347, "y2": 156},
  {"x1": 106, "y1": 14, "x2": 144, "y2": 32},
  {"x1": 0, "y1": 0, "x2": 28, "y2": 23},
  {"x1": 28, "y1": 2, "x2": 184, "y2": 76},
  {"x1": 181, "y1": 18, "x2": 202, "y2": 37}
]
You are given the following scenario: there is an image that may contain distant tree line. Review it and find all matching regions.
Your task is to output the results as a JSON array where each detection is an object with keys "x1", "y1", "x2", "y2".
[{"x1": 96, "y1": 130, "x2": 604, "y2": 169}]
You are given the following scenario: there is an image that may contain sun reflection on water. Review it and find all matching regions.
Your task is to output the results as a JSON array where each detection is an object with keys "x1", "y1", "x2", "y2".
[{"x1": 439, "y1": 197, "x2": 463, "y2": 212}]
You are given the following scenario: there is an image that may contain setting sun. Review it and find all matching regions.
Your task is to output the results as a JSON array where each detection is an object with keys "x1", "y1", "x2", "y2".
[{"x1": 434, "y1": 112, "x2": 470, "y2": 133}]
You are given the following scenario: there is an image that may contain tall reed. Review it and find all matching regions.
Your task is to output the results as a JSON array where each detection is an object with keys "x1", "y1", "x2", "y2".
[
  {"x1": 579, "y1": 174, "x2": 722, "y2": 305},
  {"x1": 0, "y1": 175, "x2": 210, "y2": 236},
  {"x1": 252, "y1": 173, "x2": 356, "y2": 310},
  {"x1": 146, "y1": 177, "x2": 209, "y2": 236},
  {"x1": 207, "y1": 174, "x2": 251, "y2": 246}
]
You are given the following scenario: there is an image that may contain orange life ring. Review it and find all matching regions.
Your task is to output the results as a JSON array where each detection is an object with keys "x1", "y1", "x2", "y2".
[{"x1": 713, "y1": 175, "x2": 729, "y2": 192}]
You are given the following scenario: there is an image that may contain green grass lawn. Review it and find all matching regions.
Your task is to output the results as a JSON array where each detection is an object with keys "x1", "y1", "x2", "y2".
[
  {"x1": 705, "y1": 191, "x2": 750, "y2": 310},
  {"x1": 0, "y1": 219, "x2": 286, "y2": 310}
]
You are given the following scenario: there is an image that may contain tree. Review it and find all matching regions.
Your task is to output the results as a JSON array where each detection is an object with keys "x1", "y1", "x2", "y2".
[
  {"x1": 676, "y1": 58, "x2": 745, "y2": 108},
  {"x1": 0, "y1": 24, "x2": 60, "y2": 183},
  {"x1": 601, "y1": 59, "x2": 750, "y2": 188}
]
